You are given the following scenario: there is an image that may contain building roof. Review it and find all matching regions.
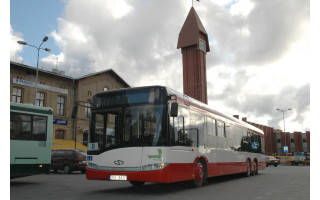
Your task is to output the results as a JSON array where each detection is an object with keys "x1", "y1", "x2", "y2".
[
  {"x1": 177, "y1": 7, "x2": 210, "y2": 52},
  {"x1": 76, "y1": 68, "x2": 130, "y2": 87},
  {"x1": 11, "y1": 61, "x2": 73, "y2": 79},
  {"x1": 10, "y1": 61, "x2": 130, "y2": 88}
]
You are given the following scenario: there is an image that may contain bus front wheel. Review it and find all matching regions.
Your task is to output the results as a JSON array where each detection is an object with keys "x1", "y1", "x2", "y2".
[{"x1": 193, "y1": 161, "x2": 204, "y2": 187}]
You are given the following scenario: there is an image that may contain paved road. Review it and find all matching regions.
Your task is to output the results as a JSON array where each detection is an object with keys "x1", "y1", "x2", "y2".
[{"x1": 10, "y1": 166, "x2": 310, "y2": 200}]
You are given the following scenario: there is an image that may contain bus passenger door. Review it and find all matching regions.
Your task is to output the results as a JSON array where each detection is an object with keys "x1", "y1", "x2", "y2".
[
  {"x1": 169, "y1": 116, "x2": 197, "y2": 165},
  {"x1": 169, "y1": 115, "x2": 197, "y2": 149}
]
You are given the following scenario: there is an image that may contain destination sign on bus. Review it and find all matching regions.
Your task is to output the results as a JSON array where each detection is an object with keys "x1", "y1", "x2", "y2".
[{"x1": 94, "y1": 87, "x2": 166, "y2": 108}]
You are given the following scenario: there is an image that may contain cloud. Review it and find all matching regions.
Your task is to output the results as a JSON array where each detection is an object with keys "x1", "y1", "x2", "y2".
[
  {"x1": 48, "y1": 0, "x2": 187, "y2": 88},
  {"x1": 205, "y1": 0, "x2": 310, "y2": 67},
  {"x1": 229, "y1": 0, "x2": 255, "y2": 17},
  {"x1": 41, "y1": 0, "x2": 310, "y2": 132},
  {"x1": 209, "y1": 79, "x2": 310, "y2": 131},
  {"x1": 10, "y1": 25, "x2": 24, "y2": 62},
  {"x1": 41, "y1": 52, "x2": 65, "y2": 68}
]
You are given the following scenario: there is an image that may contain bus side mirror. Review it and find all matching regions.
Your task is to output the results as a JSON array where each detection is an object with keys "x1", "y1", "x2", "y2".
[
  {"x1": 71, "y1": 104, "x2": 78, "y2": 118},
  {"x1": 170, "y1": 102, "x2": 178, "y2": 117}
]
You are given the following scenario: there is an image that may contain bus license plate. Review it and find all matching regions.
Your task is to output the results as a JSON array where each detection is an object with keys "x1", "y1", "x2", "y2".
[{"x1": 110, "y1": 175, "x2": 127, "y2": 181}]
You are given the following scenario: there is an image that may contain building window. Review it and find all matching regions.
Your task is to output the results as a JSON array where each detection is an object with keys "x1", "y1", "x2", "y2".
[
  {"x1": 103, "y1": 87, "x2": 108, "y2": 91},
  {"x1": 291, "y1": 139, "x2": 294, "y2": 143},
  {"x1": 57, "y1": 96, "x2": 65, "y2": 116},
  {"x1": 12, "y1": 87, "x2": 23, "y2": 103},
  {"x1": 85, "y1": 102, "x2": 91, "y2": 118},
  {"x1": 303, "y1": 138, "x2": 307, "y2": 143},
  {"x1": 55, "y1": 130, "x2": 65, "y2": 139},
  {"x1": 36, "y1": 92, "x2": 45, "y2": 107},
  {"x1": 277, "y1": 139, "x2": 281, "y2": 143}
]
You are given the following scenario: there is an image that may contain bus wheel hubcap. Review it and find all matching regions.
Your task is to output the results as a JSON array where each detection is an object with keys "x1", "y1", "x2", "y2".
[{"x1": 196, "y1": 163, "x2": 204, "y2": 183}]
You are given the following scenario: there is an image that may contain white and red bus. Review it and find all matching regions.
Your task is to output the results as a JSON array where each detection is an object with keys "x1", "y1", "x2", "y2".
[{"x1": 74, "y1": 86, "x2": 266, "y2": 187}]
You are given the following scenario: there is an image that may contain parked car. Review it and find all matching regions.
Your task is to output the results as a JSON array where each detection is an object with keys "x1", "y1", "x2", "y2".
[
  {"x1": 291, "y1": 152, "x2": 310, "y2": 166},
  {"x1": 266, "y1": 156, "x2": 280, "y2": 167},
  {"x1": 51, "y1": 149, "x2": 87, "y2": 174},
  {"x1": 303, "y1": 153, "x2": 310, "y2": 166}
]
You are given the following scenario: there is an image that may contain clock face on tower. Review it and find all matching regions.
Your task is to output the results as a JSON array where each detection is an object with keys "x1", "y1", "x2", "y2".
[{"x1": 199, "y1": 38, "x2": 206, "y2": 52}]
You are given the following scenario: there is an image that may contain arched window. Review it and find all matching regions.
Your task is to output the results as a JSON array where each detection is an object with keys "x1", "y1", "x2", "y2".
[
  {"x1": 55, "y1": 129, "x2": 65, "y2": 139},
  {"x1": 103, "y1": 86, "x2": 109, "y2": 91}
]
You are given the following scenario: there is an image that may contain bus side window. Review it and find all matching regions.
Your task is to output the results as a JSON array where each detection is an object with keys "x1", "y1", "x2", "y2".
[
  {"x1": 170, "y1": 106, "x2": 197, "y2": 147},
  {"x1": 207, "y1": 117, "x2": 215, "y2": 135},
  {"x1": 260, "y1": 136, "x2": 265, "y2": 153},
  {"x1": 177, "y1": 116, "x2": 185, "y2": 143},
  {"x1": 217, "y1": 121, "x2": 224, "y2": 137},
  {"x1": 10, "y1": 113, "x2": 32, "y2": 140},
  {"x1": 32, "y1": 115, "x2": 47, "y2": 141},
  {"x1": 241, "y1": 130, "x2": 251, "y2": 152}
]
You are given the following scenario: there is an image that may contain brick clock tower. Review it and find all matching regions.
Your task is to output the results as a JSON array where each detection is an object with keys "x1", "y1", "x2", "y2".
[{"x1": 177, "y1": 7, "x2": 210, "y2": 104}]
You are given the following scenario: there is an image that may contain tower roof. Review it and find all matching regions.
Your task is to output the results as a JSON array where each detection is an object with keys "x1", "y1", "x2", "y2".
[{"x1": 177, "y1": 7, "x2": 210, "y2": 52}]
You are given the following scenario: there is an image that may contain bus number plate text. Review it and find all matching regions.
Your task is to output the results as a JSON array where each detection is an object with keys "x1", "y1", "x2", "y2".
[{"x1": 110, "y1": 175, "x2": 127, "y2": 181}]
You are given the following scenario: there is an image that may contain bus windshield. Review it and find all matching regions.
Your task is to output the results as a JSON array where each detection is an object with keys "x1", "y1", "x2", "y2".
[{"x1": 89, "y1": 104, "x2": 166, "y2": 153}]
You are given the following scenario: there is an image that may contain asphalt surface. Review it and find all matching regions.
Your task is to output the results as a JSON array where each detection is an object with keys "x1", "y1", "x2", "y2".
[{"x1": 10, "y1": 165, "x2": 310, "y2": 200}]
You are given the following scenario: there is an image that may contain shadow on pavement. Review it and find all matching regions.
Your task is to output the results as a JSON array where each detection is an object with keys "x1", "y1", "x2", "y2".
[{"x1": 85, "y1": 172, "x2": 260, "y2": 196}]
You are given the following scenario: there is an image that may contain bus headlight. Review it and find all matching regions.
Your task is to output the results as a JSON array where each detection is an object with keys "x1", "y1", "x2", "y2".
[
  {"x1": 87, "y1": 162, "x2": 99, "y2": 170},
  {"x1": 141, "y1": 163, "x2": 168, "y2": 171}
]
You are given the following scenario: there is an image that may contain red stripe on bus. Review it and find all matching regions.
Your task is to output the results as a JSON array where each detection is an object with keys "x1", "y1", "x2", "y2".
[{"x1": 86, "y1": 161, "x2": 266, "y2": 183}]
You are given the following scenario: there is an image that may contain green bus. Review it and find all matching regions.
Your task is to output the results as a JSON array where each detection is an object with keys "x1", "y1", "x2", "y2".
[{"x1": 10, "y1": 102, "x2": 53, "y2": 178}]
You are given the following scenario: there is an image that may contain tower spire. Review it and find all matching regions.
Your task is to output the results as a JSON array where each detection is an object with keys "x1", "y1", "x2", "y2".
[{"x1": 177, "y1": 6, "x2": 209, "y2": 104}]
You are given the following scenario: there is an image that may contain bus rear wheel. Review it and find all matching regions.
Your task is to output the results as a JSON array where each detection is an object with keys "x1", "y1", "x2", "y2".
[
  {"x1": 244, "y1": 160, "x2": 251, "y2": 177},
  {"x1": 193, "y1": 161, "x2": 204, "y2": 187},
  {"x1": 253, "y1": 160, "x2": 258, "y2": 175}
]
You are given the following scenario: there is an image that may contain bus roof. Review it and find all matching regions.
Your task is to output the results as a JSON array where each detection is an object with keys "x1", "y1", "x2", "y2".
[{"x1": 10, "y1": 102, "x2": 53, "y2": 115}]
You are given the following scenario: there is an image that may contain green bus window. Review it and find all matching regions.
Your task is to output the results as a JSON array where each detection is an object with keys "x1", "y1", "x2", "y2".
[{"x1": 32, "y1": 116, "x2": 47, "y2": 141}]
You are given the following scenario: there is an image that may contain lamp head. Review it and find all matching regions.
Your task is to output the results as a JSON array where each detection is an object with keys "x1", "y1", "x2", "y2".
[
  {"x1": 43, "y1": 36, "x2": 49, "y2": 42},
  {"x1": 45, "y1": 48, "x2": 51, "y2": 52},
  {"x1": 17, "y1": 41, "x2": 27, "y2": 45}
]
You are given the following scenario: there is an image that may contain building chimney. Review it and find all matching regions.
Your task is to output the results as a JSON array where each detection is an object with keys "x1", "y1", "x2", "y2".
[
  {"x1": 233, "y1": 115, "x2": 239, "y2": 119},
  {"x1": 242, "y1": 117, "x2": 247, "y2": 122}
]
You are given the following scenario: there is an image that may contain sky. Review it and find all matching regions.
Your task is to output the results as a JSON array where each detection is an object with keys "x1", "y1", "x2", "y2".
[{"x1": 9, "y1": 0, "x2": 311, "y2": 133}]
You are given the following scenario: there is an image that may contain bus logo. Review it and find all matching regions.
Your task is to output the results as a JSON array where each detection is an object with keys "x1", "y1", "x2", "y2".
[
  {"x1": 114, "y1": 160, "x2": 124, "y2": 165},
  {"x1": 148, "y1": 149, "x2": 162, "y2": 159}
]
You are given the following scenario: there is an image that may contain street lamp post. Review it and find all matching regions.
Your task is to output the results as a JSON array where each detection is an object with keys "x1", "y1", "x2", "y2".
[
  {"x1": 276, "y1": 108, "x2": 292, "y2": 153},
  {"x1": 17, "y1": 36, "x2": 51, "y2": 105}
]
